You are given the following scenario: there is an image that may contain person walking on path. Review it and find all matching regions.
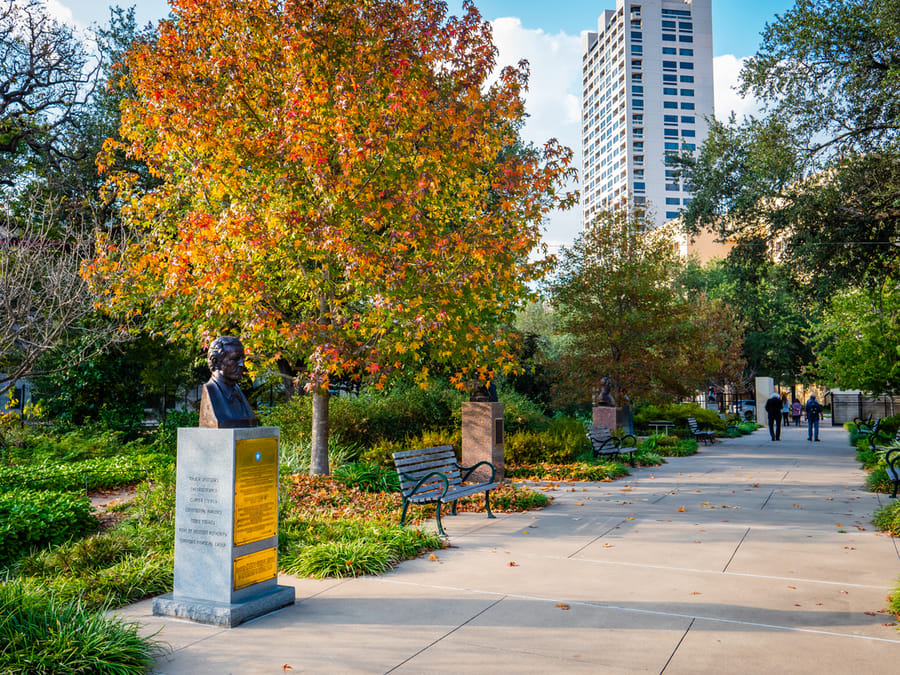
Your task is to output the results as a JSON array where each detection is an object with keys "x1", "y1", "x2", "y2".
[
  {"x1": 805, "y1": 394, "x2": 823, "y2": 441},
  {"x1": 781, "y1": 395, "x2": 791, "y2": 426},
  {"x1": 765, "y1": 392, "x2": 783, "y2": 441},
  {"x1": 791, "y1": 398, "x2": 802, "y2": 427}
]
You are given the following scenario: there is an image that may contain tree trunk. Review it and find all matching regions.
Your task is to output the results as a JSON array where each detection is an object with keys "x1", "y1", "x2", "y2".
[
  {"x1": 277, "y1": 358, "x2": 296, "y2": 402},
  {"x1": 309, "y1": 388, "x2": 330, "y2": 475}
]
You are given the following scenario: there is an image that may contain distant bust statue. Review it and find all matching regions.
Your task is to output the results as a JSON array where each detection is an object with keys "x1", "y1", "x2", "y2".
[
  {"x1": 596, "y1": 376, "x2": 615, "y2": 407},
  {"x1": 198, "y1": 336, "x2": 258, "y2": 428}
]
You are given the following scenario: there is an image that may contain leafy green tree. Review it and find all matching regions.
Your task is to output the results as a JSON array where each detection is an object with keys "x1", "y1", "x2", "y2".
[
  {"x1": 549, "y1": 208, "x2": 743, "y2": 404},
  {"x1": 680, "y1": 0, "x2": 900, "y2": 298},
  {"x1": 811, "y1": 279, "x2": 900, "y2": 396},
  {"x1": 680, "y1": 244, "x2": 813, "y2": 383}
]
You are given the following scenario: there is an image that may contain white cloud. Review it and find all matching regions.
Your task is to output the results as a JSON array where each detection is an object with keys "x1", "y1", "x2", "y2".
[
  {"x1": 40, "y1": 0, "x2": 79, "y2": 27},
  {"x1": 489, "y1": 17, "x2": 584, "y2": 248},
  {"x1": 713, "y1": 54, "x2": 763, "y2": 122}
]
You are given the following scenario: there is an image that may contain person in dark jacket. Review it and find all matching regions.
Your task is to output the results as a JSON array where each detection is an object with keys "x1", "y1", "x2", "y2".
[
  {"x1": 765, "y1": 392, "x2": 783, "y2": 441},
  {"x1": 805, "y1": 394, "x2": 823, "y2": 441}
]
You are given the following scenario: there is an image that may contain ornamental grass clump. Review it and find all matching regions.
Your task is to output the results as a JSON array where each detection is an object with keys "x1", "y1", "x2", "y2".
[{"x1": 0, "y1": 583, "x2": 159, "y2": 674}]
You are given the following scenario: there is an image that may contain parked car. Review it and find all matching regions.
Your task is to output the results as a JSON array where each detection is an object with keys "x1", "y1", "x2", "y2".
[{"x1": 731, "y1": 400, "x2": 756, "y2": 420}]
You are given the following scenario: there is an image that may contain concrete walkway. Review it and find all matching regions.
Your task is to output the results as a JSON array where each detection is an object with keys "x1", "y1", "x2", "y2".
[{"x1": 118, "y1": 422, "x2": 900, "y2": 674}]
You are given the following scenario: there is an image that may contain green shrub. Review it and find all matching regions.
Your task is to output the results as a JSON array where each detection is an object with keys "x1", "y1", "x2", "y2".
[
  {"x1": 639, "y1": 434, "x2": 698, "y2": 457},
  {"x1": 261, "y1": 382, "x2": 465, "y2": 449},
  {"x1": 332, "y1": 463, "x2": 400, "y2": 493},
  {"x1": 505, "y1": 430, "x2": 576, "y2": 464},
  {"x1": 0, "y1": 582, "x2": 158, "y2": 674},
  {"x1": 488, "y1": 484, "x2": 551, "y2": 511},
  {"x1": 498, "y1": 388, "x2": 550, "y2": 434},
  {"x1": 873, "y1": 501, "x2": 900, "y2": 536},
  {"x1": 359, "y1": 429, "x2": 463, "y2": 468},
  {"x1": 0, "y1": 490, "x2": 97, "y2": 568},
  {"x1": 279, "y1": 521, "x2": 443, "y2": 578},
  {"x1": 0, "y1": 453, "x2": 168, "y2": 493},
  {"x1": 151, "y1": 408, "x2": 200, "y2": 454},
  {"x1": 866, "y1": 467, "x2": 893, "y2": 493},
  {"x1": 634, "y1": 403, "x2": 726, "y2": 434}
]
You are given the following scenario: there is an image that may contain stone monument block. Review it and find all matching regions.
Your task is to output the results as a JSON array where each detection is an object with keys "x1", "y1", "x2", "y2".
[
  {"x1": 461, "y1": 401, "x2": 504, "y2": 482},
  {"x1": 755, "y1": 376, "x2": 775, "y2": 424},
  {"x1": 593, "y1": 406, "x2": 616, "y2": 430},
  {"x1": 152, "y1": 426, "x2": 294, "y2": 627}
]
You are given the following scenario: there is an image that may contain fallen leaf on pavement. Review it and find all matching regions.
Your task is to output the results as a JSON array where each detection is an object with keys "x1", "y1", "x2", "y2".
[
  {"x1": 508, "y1": 561, "x2": 518, "y2": 567},
  {"x1": 557, "y1": 603, "x2": 570, "y2": 610}
]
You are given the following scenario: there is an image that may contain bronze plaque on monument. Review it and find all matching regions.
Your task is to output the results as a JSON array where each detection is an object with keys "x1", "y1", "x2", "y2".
[
  {"x1": 233, "y1": 547, "x2": 277, "y2": 591},
  {"x1": 233, "y1": 437, "x2": 278, "y2": 546}
]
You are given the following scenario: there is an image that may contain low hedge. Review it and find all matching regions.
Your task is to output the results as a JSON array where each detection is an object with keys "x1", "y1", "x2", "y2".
[
  {"x1": 0, "y1": 454, "x2": 168, "y2": 493},
  {"x1": 0, "y1": 489, "x2": 97, "y2": 568}
]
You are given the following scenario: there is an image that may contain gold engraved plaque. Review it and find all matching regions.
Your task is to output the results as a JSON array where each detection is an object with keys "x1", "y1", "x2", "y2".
[
  {"x1": 233, "y1": 547, "x2": 277, "y2": 591},
  {"x1": 234, "y1": 436, "x2": 278, "y2": 546}
]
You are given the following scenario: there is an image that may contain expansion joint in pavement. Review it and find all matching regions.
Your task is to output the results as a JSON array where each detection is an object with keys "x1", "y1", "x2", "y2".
[
  {"x1": 660, "y1": 617, "x2": 694, "y2": 674},
  {"x1": 382, "y1": 594, "x2": 506, "y2": 674}
]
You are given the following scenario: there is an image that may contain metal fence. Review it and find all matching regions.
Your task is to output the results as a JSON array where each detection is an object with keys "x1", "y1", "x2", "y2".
[{"x1": 827, "y1": 392, "x2": 900, "y2": 426}]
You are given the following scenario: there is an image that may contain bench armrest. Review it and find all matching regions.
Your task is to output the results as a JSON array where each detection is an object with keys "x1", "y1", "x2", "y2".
[
  {"x1": 400, "y1": 470, "x2": 450, "y2": 500},
  {"x1": 458, "y1": 461, "x2": 496, "y2": 483},
  {"x1": 588, "y1": 433, "x2": 617, "y2": 452},
  {"x1": 615, "y1": 433, "x2": 637, "y2": 449}
]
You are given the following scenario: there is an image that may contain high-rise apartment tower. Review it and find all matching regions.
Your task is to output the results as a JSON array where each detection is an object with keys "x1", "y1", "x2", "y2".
[{"x1": 581, "y1": 0, "x2": 714, "y2": 228}]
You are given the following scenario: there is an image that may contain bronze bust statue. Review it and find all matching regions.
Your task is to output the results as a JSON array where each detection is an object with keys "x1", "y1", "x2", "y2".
[
  {"x1": 596, "y1": 376, "x2": 616, "y2": 407},
  {"x1": 199, "y1": 336, "x2": 258, "y2": 428}
]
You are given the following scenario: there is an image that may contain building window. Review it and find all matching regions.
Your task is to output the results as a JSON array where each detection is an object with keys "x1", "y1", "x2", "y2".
[
  {"x1": 663, "y1": 60, "x2": 677, "y2": 70},
  {"x1": 632, "y1": 98, "x2": 644, "y2": 109},
  {"x1": 681, "y1": 115, "x2": 695, "y2": 124},
  {"x1": 634, "y1": 182, "x2": 646, "y2": 192},
  {"x1": 633, "y1": 113, "x2": 643, "y2": 123},
  {"x1": 682, "y1": 143, "x2": 696, "y2": 150},
  {"x1": 634, "y1": 154, "x2": 643, "y2": 164},
  {"x1": 679, "y1": 21, "x2": 693, "y2": 31},
  {"x1": 681, "y1": 129, "x2": 695, "y2": 137},
  {"x1": 665, "y1": 184, "x2": 679, "y2": 192},
  {"x1": 662, "y1": 46, "x2": 676, "y2": 55},
  {"x1": 631, "y1": 45, "x2": 643, "y2": 54},
  {"x1": 631, "y1": 31, "x2": 642, "y2": 41},
  {"x1": 680, "y1": 89, "x2": 694, "y2": 96},
  {"x1": 663, "y1": 73, "x2": 677, "y2": 83},
  {"x1": 662, "y1": 20, "x2": 676, "y2": 29},
  {"x1": 635, "y1": 196, "x2": 646, "y2": 205},
  {"x1": 680, "y1": 75, "x2": 694, "y2": 83},
  {"x1": 632, "y1": 72, "x2": 642, "y2": 82},
  {"x1": 680, "y1": 48, "x2": 693, "y2": 56},
  {"x1": 664, "y1": 128, "x2": 678, "y2": 137},
  {"x1": 679, "y1": 35, "x2": 693, "y2": 43},
  {"x1": 664, "y1": 87, "x2": 677, "y2": 95},
  {"x1": 680, "y1": 62, "x2": 694, "y2": 70},
  {"x1": 664, "y1": 142, "x2": 679, "y2": 151},
  {"x1": 632, "y1": 85, "x2": 643, "y2": 95},
  {"x1": 633, "y1": 141, "x2": 643, "y2": 151},
  {"x1": 665, "y1": 169, "x2": 678, "y2": 177},
  {"x1": 664, "y1": 101, "x2": 678, "y2": 109},
  {"x1": 666, "y1": 211, "x2": 680, "y2": 219},
  {"x1": 664, "y1": 114, "x2": 678, "y2": 124},
  {"x1": 632, "y1": 59, "x2": 642, "y2": 69},
  {"x1": 662, "y1": 33, "x2": 676, "y2": 41},
  {"x1": 666, "y1": 197, "x2": 680, "y2": 205},
  {"x1": 680, "y1": 102, "x2": 695, "y2": 110}
]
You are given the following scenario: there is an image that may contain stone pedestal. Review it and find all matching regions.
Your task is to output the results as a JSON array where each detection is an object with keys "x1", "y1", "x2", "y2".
[
  {"x1": 755, "y1": 377, "x2": 775, "y2": 424},
  {"x1": 461, "y1": 402, "x2": 504, "y2": 482},
  {"x1": 152, "y1": 426, "x2": 294, "y2": 627},
  {"x1": 593, "y1": 406, "x2": 617, "y2": 430}
]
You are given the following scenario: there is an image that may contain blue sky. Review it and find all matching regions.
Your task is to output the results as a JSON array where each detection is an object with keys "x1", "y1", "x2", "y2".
[{"x1": 51, "y1": 0, "x2": 798, "y2": 245}]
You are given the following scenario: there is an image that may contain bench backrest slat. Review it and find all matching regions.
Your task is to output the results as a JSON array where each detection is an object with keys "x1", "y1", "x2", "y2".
[
  {"x1": 392, "y1": 446, "x2": 463, "y2": 493},
  {"x1": 589, "y1": 425, "x2": 612, "y2": 442}
]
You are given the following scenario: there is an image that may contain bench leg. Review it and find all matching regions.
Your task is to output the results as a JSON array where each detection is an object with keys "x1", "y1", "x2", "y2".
[
  {"x1": 485, "y1": 490, "x2": 495, "y2": 519},
  {"x1": 450, "y1": 499, "x2": 458, "y2": 516},
  {"x1": 400, "y1": 498, "x2": 410, "y2": 526},
  {"x1": 892, "y1": 481, "x2": 899, "y2": 499},
  {"x1": 434, "y1": 503, "x2": 446, "y2": 536}
]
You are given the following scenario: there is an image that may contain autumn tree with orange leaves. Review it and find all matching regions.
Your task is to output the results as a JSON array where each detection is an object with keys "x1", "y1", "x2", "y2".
[{"x1": 88, "y1": 0, "x2": 577, "y2": 473}]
